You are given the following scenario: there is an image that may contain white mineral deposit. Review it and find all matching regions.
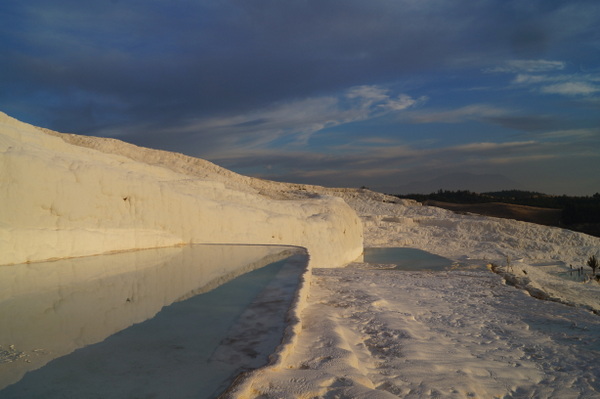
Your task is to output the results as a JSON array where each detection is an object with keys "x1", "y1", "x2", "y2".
[{"x1": 1, "y1": 112, "x2": 599, "y2": 398}]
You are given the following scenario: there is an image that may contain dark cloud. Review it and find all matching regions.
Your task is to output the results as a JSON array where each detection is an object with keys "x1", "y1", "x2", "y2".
[
  {"x1": 0, "y1": 0, "x2": 519, "y2": 134},
  {"x1": 1, "y1": 0, "x2": 599, "y2": 194},
  {"x1": 485, "y1": 115, "x2": 562, "y2": 132},
  {"x1": 227, "y1": 137, "x2": 598, "y2": 195},
  {"x1": 510, "y1": 22, "x2": 550, "y2": 57}
]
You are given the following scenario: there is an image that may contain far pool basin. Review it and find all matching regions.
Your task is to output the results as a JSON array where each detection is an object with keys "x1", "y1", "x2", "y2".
[{"x1": 362, "y1": 247, "x2": 455, "y2": 271}]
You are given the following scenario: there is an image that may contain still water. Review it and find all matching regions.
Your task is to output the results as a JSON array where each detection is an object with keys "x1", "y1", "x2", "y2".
[
  {"x1": 0, "y1": 244, "x2": 307, "y2": 398},
  {"x1": 362, "y1": 247, "x2": 455, "y2": 271}
]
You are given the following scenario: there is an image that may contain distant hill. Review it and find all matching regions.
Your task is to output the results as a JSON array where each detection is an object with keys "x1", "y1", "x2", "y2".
[
  {"x1": 391, "y1": 172, "x2": 521, "y2": 194},
  {"x1": 423, "y1": 200, "x2": 562, "y2": 227},
  {"x1": 395, "y1": 189, "x2": 600, "y2": 237}
]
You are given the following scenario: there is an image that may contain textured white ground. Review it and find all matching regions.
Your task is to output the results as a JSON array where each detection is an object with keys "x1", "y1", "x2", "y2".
[{"x1": 228, "y1": 193, "x2": 600, "y2": 398}]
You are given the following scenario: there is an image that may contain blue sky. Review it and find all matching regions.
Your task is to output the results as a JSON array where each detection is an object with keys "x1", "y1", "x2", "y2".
[{"x1": 1, "y1": 0, "x2": 599, "y2": 195}]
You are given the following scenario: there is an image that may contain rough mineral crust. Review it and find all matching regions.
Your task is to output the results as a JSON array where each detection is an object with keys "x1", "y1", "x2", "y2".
[{"x1": 0, "y1": 111, "x2": 362, "y2": 267}]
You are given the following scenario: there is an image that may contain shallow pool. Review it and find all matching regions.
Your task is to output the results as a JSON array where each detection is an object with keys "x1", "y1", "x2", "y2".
[
  {"x1": 0, "y1": 244, "x2": 307, "y2": 398},
  {"x1": 362, "y1": 247, "x2": 455, "y2": 271}
]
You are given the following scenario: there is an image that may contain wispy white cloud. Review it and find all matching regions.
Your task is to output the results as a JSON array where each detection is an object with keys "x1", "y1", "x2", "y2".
[
  {"x1": 346, "y1": 85, "x2": 422, "y2": 112},
  {"x1": 218, "y1": 139, "x2": 545, "y2": 177},
  {"x1": 163, "y1": 85, "x2": 425, "y2": 154},
  {"x1": 211, "y1": 126, "x2": 598, "y2": 193},
  {"x1": 487, "y1": 60, "x2": 600, "y2": 96},
  {"x1": 540, "y1": 81, "x2": 600, "y2": 96},
  {"x1": 487, "y1": 59, "x2": 566, "y2": 73},
  {"x1": 512, "y1": 74, "x2": 551, "y2": 84},
  {"x1": 533, "y1": 128, "x2": 600, "y2": 140},
  {"x1": 450, "y1": 141, "x2": 537, "y2": 152},
  {"x1": 484, "y1": 154, "x2": 557, "y2": 165},
  {"x1": 490, "y1": 59, "x2": 600, "y2": 97},
  {"x1": 407, "y1": 104, "x2": 508, "y2": 124}
]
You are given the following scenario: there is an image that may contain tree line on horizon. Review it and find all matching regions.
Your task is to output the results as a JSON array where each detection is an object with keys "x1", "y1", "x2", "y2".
[{"x1": 393, "y1": 190, "x2": 600, "y2": 235}]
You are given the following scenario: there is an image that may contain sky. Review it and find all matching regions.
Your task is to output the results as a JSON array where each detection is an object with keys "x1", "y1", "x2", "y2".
[{"x1": 1, "y1": 0, "x2": 599, "y2": 195}]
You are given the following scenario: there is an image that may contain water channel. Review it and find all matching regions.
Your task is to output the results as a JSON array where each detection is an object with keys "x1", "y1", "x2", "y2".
[{"x1": 0, "y1": 244, "x2": 307, "y2": 398}]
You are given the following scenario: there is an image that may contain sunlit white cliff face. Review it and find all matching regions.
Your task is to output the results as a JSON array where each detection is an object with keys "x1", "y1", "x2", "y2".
[{"x1": 0, "y1": 112, "x2": 363, "y2": 267}]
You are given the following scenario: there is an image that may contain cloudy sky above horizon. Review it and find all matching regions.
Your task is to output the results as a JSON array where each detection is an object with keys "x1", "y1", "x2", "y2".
[{"x1": 1, "y1": 0, "x2": 599, "y2": 195}]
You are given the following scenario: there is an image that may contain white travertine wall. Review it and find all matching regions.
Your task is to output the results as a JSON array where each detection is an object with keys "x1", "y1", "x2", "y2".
[{"x1": 0, "y1": 112, "x2": 363, "y2": 267}]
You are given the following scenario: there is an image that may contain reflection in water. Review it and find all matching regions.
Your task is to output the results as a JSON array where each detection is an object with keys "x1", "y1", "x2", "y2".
[{"x1": 0, "y1": 245, "x2": 304, "y2": 392}]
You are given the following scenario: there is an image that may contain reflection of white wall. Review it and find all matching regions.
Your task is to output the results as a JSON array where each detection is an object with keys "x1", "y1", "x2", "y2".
[
  {"x1": 0, "y1": 112, "x2": 362, "y2": 267},
  {"x1": 0, "y1": 244, "x2": 301, "y2": 390}
]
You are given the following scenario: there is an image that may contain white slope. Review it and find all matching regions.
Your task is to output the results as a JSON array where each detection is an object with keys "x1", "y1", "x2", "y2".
[
  {"x1": 340, "y1": 192, "x2": 600, "y2": 313},
  {"x1": 0, "y1": 112, "x2": 362, "y2": 267},
  {"x1": 229, "y1": 192, "x2": 600, "y2": 398}
]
